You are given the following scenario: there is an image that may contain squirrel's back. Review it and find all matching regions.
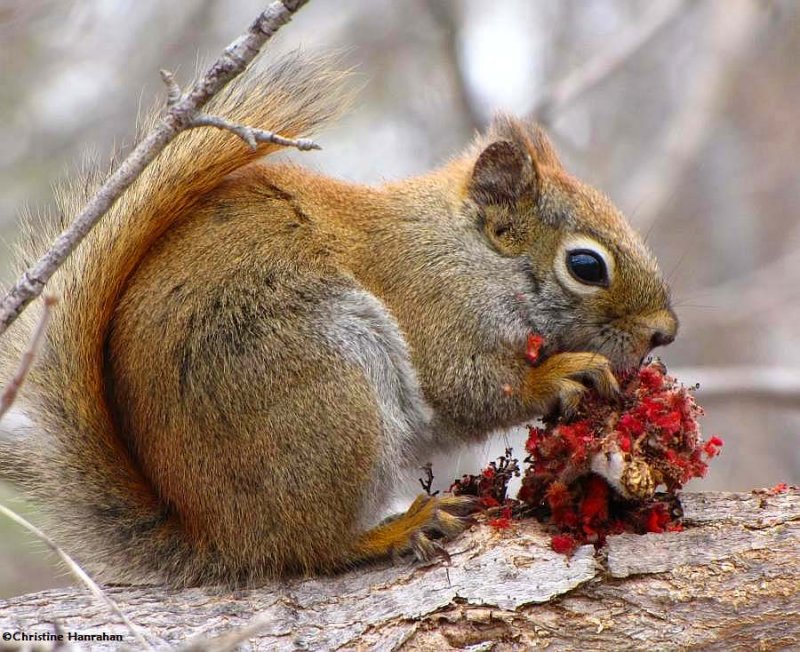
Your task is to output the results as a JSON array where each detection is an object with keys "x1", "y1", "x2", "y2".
[{"x1": 0, "y1": 53, "x2": 351, "y2": 584}]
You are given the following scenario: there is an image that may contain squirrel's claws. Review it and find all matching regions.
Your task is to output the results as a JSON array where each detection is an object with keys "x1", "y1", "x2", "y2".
[{"x1": 524, "y1": 351, "x2": 620, "y2": 420}]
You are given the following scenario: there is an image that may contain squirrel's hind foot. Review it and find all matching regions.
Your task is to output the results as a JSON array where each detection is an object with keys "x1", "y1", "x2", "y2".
[{"x1": 351, "y1": 494, "x2": 480, "y2": 565}]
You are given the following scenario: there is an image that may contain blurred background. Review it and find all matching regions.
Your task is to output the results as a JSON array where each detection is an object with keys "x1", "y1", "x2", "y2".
[{"x1": 0, "y1": 0, "x2": 798, "y2": 598}]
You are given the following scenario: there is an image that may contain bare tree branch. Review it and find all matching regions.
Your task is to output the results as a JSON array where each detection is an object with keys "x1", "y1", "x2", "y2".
[
  {"x1": 0, "y1": 296, "x2": 56, "y2": 421},
  {"x1": 1, "y1": 491, "x2": 798, "y2": 650},
  {"x1": 530, "y1": 0, "x2": 690, "y2": 124},
  {"x1": 159, "y1": 68, "x2": 320, "y2": 151},
  {"x1": 188, "y1": 113, "x2": 320, "y2": 151},
  {"x1": 0, "y1": 0, "x2": 313, "y2": 337}
]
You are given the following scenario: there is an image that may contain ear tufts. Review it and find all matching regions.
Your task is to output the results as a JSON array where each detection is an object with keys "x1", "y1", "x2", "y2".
[
  {"x1": 484, "y1": 114, "x2": 564, "y2": 171},
  {"x1": 528, "y1": 125, "x2": 563, "y2": 170}
]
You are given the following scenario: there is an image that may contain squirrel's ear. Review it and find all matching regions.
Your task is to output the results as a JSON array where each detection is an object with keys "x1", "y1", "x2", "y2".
[{"x1": 468, "y1": 140, "x2": 536, "y2": 207}]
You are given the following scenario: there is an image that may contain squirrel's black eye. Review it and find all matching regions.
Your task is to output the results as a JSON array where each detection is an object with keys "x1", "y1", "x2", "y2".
[{"x1": 566, "y1": 249, "x2": 608, "y2": 287}]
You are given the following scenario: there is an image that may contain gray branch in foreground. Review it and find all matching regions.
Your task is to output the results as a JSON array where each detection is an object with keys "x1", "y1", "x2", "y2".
[
  {"x1": 188, "y1": 113, "x2": 320, "y2": 151},
  {"x1": 1, "y1": 490, "x2": 797, "y2": 651},
  {"x1": 0, "y1": 0, "x2": 311, "y2": 337},
  {"x1": 0, "y1": 503, "x2": 157, "y2": 651},
  {"x1": 0, "y1": 296, "x2": 56, "y2": 421},
  {"x1": 530, "y1": 0, "x2": 689, "y2": 124},
  {"x1": 159, "y1": 68, "x2": 320, "y2": 151}
]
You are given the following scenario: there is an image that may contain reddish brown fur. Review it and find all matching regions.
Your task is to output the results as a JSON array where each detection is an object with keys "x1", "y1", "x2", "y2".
[{"x1": 0, "y1": 55, "x2": 676, "y2": 586}]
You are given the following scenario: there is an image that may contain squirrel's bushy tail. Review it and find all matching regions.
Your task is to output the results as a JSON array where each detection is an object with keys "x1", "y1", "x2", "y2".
[{"x1": 0, "y1": 52, "x2": 350, "y2": 584}]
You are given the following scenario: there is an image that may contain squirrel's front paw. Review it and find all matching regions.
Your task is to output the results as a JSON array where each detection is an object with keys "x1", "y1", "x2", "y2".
[
  {"x1": 353, "y1": 494, "x2": 480, "y2": 564},
  {"x1": 522, "y1": 351, "x2": 619, "y2": 418}
]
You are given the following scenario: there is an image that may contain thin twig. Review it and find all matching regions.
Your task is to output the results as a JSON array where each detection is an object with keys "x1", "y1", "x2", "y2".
[
  {"x1": 419, "y1": 463, "x2": 439, "y2": 497},
  {"x1": 160, "y1": 68, "x2": 183, "y2": 107},
  {"x1": 160, "y1": 66, "x2": 320, "y2": 151},
  {"x1": 530, "y1": 0, "x2": 689, "y2": 124},
  {"x1": 189, "y1": 113, "x2": 320, "y2": 151},
  {"x1": 0, "y1": 0, "x2": 312, "y2": 337},
  {"x1": 0, "y1": 295, "x2": 56, "y2": 421},
  {"x1": 0, "y1": 502, "x2": 158, "y2": 651}
]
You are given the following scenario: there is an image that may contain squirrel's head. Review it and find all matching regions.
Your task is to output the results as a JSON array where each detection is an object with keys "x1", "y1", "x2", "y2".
[{"x1": 466, "y1": 116, "x2": 677, "y2": 372}]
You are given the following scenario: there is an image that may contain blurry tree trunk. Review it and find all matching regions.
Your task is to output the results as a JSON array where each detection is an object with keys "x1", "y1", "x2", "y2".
[
  {"x1": 621, "y1": 0, "x2": 763, "y2": 229},
  {"x1": 0, "y1": 490, "x2": 798, "y2": 651}
]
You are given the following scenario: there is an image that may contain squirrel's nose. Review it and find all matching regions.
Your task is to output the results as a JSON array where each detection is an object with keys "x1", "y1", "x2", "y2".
[
  {"x1": 647, "y1": 308, "x2": 678, "y2": 350},
  {"x1": 650, "y1": 329, "x2": 675, "y2": 349}
]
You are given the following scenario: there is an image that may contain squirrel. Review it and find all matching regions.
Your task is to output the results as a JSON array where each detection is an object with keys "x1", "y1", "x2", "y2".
[{"x1": 0, "y1": 52, "x2": 677, "y2": 587}]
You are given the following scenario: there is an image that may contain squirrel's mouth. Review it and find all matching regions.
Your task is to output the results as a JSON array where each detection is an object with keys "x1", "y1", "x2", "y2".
[
  {"x1": 576, "y1": 331, "x2": 663, "y2": 376},
  {"x1": 588, "y1": 309, "x2": 678, "y2": 374},
  {"x1": 612, "y1": 337, "x2": 675, "y2": 375}
]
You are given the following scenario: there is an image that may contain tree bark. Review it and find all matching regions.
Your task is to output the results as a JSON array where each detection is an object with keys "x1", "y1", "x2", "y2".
[{"x1": 1, "y1": 490, "x2": 798, "y2": 651}]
